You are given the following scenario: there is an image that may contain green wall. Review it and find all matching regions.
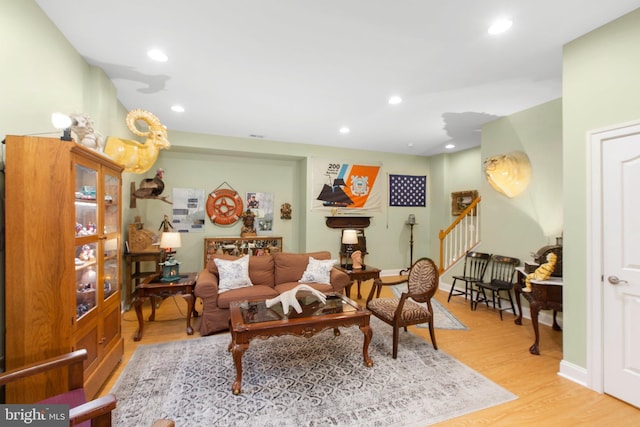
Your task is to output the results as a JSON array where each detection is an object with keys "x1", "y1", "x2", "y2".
[
  {"x1": 562, "y1": 8, "x2": 640, "y2": 369},
  {"x1": 480, "y1": 99, "x2": 563, "y2": 261},
  {"x1": 0, "y1": 0, "x2": 130, "y2": 363},
  {"x1": 130, "y1": 131, "x2": 434, "y2": 275},
  {"x1": 437, "y1": 100, "x2": 563, "y2": 315}
]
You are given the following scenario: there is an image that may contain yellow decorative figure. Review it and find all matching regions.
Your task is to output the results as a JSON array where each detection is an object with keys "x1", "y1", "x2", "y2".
[
  {"x1": 104, "y1": 109, "x2": 170, "y2": 174},
  {"x1": 524, "y1": 252, "x2": 557, "y2": 292}
]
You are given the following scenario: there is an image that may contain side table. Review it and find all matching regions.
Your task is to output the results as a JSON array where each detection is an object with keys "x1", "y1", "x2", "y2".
[
  {"x1": 124, "y1": 250, "x2": 165, "y2": 310},
  {"x1": 337, "y1": 265, "x2": 381, "y2": 299},
  {"x1": 132, "y1": 272, "x2": 198, "y2": 341},
  {"x1": 515, "y1": 268, "x2": 563, "y2": 355}
]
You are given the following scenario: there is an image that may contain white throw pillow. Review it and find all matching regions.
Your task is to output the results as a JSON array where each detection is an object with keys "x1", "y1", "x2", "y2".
[
  {"x1": 215, "y1": 256, "x2": 253, "y2": 293},
  {"x1": 299, "y1": 256, "x2": 337, "y2": 285}
]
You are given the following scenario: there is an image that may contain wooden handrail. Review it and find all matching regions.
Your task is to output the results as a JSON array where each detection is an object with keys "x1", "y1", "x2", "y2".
[
  {"x1": 439, "y1": 196, "x2": 481, "y2": 273},
  {"x1": 438, "y1": 196, "x2": 481, "y2": 239}
]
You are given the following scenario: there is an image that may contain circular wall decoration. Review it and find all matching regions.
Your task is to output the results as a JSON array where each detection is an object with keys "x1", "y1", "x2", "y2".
[{"x1": 206, "y1": 189, "x2": 244, "y2": 225}]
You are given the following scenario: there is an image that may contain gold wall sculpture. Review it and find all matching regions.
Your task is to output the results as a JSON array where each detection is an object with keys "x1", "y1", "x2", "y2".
[
  {"x1": 483, "y1": 151, "x2": 531, "y2": 198},
  {"x1": 104, "y1": 109, "x2": 170, "y2": 174}
]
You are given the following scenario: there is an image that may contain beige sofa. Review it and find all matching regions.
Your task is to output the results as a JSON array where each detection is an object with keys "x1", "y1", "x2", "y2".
[{"x1": 194, "y1": 251, "x2": 352, "y2": 335}]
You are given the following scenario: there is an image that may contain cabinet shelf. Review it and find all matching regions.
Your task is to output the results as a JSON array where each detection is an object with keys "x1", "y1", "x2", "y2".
[{"x1": 204, "y1": 236, "x2": 283, "y2": 264}]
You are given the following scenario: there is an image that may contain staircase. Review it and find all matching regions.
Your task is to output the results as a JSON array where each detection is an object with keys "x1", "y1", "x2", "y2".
[{"x1": 438, "y1": 196, "x2": 481, "y2": 274}]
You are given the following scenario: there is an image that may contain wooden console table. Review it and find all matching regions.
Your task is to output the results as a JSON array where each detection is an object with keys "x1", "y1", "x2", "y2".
[
  {"x1": 336, "y1": 265, "x2": 381, "y2": 299},
  {"x1": 515, "y1": 268, "x2": 563, "y2": 355},
  {"x1": 132, "y1": 272, "x2": 198, "y2": 341},
  {"x1": 124, "y1": 250, "x2": 165, "y2": 310}
]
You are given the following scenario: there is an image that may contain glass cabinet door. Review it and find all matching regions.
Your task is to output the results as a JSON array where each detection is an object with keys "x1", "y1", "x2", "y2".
[
  {"x1": 103, "y1": 237, "x2": 119, "y2": 301},
  {"x1": 75, "y1": 163, "x2": 99, "y2": 320},
  {"x1": 103, "y1": 172, "x2": 120, "y2": 234},
  {"x1": 75, "y1": 242, "x2": 98, "y2": 319},
  {"x1": 75, "y1": 165, "x2": 98, "y2": 237}
]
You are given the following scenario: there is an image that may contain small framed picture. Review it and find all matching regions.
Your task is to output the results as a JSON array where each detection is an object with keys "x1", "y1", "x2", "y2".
[{"x1": 451, "y1": 190, "x2": 478, "y2": 216}]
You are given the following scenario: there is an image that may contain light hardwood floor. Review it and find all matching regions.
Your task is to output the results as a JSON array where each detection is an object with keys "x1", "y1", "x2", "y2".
[{"x1": 100, "y1": 279, "x2": 640, "y2": 426}]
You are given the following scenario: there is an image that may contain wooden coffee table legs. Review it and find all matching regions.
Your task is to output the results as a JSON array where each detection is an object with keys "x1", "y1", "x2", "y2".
[
  {"x1": 360, "y1": 324, "x2": 373, "y2": 367},
  {"x1": 230, "y1": 341, "x2": 248, "y2": 395}
]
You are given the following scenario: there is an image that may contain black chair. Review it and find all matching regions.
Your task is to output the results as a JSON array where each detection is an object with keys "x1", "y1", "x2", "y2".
[
  {"x1": 473, "y1": 255, "x2": 520, "y2": 320},
  {"x1": 447, "y1": 251, "x2": 492, "y2": 308},
  {"x1": 366, "y1": 257, "x2": 439, "y2": 358}
]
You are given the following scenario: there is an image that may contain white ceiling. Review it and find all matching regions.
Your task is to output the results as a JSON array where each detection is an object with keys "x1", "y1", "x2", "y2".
[{"x1": 35, "y1": 1, "x2": 640, "y2": 156}]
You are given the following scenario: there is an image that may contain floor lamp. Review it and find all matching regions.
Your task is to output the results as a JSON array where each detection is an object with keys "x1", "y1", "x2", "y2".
[{"x1": 400, "y1": 215, "x2": 416, "y2": 275}]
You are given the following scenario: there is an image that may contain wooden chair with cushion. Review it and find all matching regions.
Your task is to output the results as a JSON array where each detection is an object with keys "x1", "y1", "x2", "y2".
[
  {"x1": 0, "y1": 349, "x2": 115, "y2": 426},
  {"x1": 366, "y1": 257, "x2": 439, "y2": 359},
  {"x1": 447, "y1": 251, "x2": 492, "y2": 308},
  {"x1": 472, "y1": 254, "x2": 520, "y2": 320},
  {"x1": 0, "y1": 349, "x2": 175, "y2": 427}
]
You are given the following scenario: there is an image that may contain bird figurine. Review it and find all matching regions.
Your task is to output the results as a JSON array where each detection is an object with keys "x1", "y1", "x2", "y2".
[{"x1": 130, "y1": 168, "x2": 172, "y2": 207}]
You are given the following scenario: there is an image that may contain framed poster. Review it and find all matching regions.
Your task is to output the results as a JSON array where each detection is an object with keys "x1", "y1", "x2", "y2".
[
  {"x1": 246, "y1": 192, "x2": 274, "y2": 233},
  {"x1": 172, "y1": 188, "x2": 206, "y2": 232},
  {"x1": 312, "y1": 158, "x2": 382, "y2": 212},
  {"x1": 451, "y1": 190, "x2": 478, "y2": 216}
]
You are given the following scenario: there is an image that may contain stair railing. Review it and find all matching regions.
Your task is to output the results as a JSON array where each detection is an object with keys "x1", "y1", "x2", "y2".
[{"x1": 438, "y1": 196, "x2": 481, "y2": 273}]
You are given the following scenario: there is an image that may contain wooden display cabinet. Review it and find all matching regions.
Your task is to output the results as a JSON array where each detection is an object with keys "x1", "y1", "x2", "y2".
[
  {"x1": 4, "y1": 135, "x2": 124, "y2": 402},
  {"x1": 204, "y1": 236, "x2": 283, "y2": 264}
]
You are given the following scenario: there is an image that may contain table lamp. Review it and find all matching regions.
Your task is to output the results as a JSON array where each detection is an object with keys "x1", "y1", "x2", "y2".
[
  {"x1": 342, "y1": 229, "x2": 359, "y2": 270},
  {"x1": 159, "y1": 232, "x2": 182, "y2": 282}
]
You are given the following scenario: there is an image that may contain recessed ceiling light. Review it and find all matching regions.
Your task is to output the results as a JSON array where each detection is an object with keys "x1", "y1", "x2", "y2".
[
  {"x1": 339, "y1": 126, "x2": 350, "y2": 134},
  {"x1": 488, "y1": 18, "x2": 512, "y2": 35},
  {"x1": 171, "y1": 105, "x2": 185, "y2": 113},
  {"x1": 445, "y1": 144, "x2": 455, "y2": 150},
  {"x1": 147, "y1": 49, "x2": 168, "y2": 62},
  {"x1": 388, "y1": 96, "x2": 402, "y2": 105}
]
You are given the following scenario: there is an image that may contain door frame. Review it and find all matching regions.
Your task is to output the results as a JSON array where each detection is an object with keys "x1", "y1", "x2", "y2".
[{"x1": 587, "y1": 119, "x2": 640, "y2": 394}]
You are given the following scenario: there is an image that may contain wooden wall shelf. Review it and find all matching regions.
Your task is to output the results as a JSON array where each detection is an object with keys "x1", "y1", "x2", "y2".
[{"x1": 325, "y1": 216, "x2": 371, "y2": 229}]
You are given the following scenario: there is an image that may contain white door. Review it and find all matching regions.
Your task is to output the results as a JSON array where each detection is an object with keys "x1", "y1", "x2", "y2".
[{"x1": 602, "y1": 128, "x2": 640, "y2": 408}]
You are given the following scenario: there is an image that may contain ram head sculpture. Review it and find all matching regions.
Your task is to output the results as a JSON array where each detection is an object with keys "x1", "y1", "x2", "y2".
[{"x1": 103, "y1": 109, "x2": 170, "y2": 174}]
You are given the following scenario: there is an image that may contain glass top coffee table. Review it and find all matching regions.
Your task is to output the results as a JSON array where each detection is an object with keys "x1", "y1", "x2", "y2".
[{"x1": 228, "y1": 293, "x2": 373, "y2": 394}]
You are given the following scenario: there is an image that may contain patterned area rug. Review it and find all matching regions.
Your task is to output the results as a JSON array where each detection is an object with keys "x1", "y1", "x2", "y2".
[
  {"x1": 390, "y1": 284, "x2": 468, "y2": 330},
  {"x1": 111, "y1": 318, "x2": 514, "y2": 426}
]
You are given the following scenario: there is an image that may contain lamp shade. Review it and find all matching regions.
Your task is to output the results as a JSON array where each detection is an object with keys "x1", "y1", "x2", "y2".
[
  {"x1": 160, "y1": 232, "x2": 182, "y2": 250},
  {"x1": 342, "y1": 229, "x2": 358, "y2": 245},
  {"x1": 51, "y1": 112, "x2": 72, "y2": 129}
]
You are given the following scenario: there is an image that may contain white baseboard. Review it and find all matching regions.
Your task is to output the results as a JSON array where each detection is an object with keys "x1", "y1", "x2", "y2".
[
  {"x1": 440, "y1": 280, "x2": 562, "y2": 328},
  {"x1": 381, "y1": 268, "x2": 403, "y2": 277},
  {"x1": 558, "y1": 359, "x2": 589, "y2": 388}
]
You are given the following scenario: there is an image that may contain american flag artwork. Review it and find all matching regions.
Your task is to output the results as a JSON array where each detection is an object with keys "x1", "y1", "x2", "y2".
[{"x1": 389, "y1": 174, "x2": 426, "y2": 207}]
